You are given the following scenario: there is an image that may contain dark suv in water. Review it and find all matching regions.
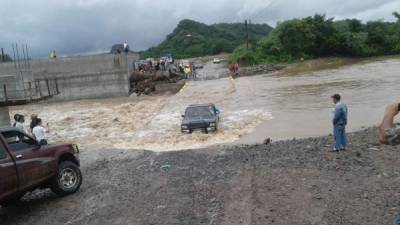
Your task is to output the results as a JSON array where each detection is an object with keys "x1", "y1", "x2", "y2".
[{"x1": 181, "y1": 104, "x2": 220, "y2": 133}]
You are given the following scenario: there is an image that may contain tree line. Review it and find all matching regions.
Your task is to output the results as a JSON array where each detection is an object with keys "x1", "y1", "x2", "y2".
[
  {"x1": 230, "y1": 13, "x2": 400, "y2": 65},
  {"x1": 140, "y1": 19, "x2": 272, "y2": 59}
]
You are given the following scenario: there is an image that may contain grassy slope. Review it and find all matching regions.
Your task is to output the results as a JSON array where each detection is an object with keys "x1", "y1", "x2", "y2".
[{"x1": 140, "y1": 19, "x2": 272, "y2": 59}]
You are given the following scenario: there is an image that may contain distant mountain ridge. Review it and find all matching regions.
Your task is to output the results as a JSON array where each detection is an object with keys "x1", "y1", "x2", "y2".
[{"x1": 140, "y1": 19, "x2": 273, "y2": 59}]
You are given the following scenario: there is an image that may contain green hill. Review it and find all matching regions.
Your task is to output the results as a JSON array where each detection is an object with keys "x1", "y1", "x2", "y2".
[{"x1": 140, "y1": 19, "x2": 273, "y2": 59}]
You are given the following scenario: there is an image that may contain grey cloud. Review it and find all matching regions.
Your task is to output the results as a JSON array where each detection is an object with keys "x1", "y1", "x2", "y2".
[{"x1": 0, "y1": 0, "x2": 397, "y2": 58}]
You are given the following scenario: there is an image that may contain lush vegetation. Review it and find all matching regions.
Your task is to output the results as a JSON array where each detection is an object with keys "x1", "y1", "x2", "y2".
[
  {"x1": 140, "y1": 19, "x2": 273, "y2": 59},
  {"x1": 230, "y1": 13, "x2": 400, "y2": 65}
]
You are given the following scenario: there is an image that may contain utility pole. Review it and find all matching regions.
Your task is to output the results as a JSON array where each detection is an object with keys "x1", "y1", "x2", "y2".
[
  {"x1": 245, "y1": 20, "x2": 249, "y2": 50},
  {"x1": 1, "y1": 48, "x2": 4, "y2": 62},
  {"x1": 249, "y1": 20, "x2": 252, "y2": 51},
  {"x1": 12, "y1": 44, "x2": 17, "y2": 70},
  {"x1": 25, "y1": 44, "x2": 33, "y2": 82}
]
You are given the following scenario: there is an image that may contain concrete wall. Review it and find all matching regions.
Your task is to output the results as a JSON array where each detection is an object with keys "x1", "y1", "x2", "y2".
[
  {"x1": 0, "y1": 53, "x2": 138, "y2": 102},
  {"x1": 0, "y1": 74, "x2": 58, "y2": 101},
  {"x1": 0, "y1": 75, "x2": 24, "y2": 100},
  {"x1": 0, "y1": 107, "x2": 10, "y2": 127},
  {"x1": 50, "y1": 71, "x2": 130, "y2": 101},
  {"x1": 0, "y1": 53, "x2": 138, "y2": 76}
]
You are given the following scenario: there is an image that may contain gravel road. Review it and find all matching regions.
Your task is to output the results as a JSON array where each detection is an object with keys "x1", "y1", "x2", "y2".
[{"x1": 1, "y1": 127, "x2": 399, "y2": 225}]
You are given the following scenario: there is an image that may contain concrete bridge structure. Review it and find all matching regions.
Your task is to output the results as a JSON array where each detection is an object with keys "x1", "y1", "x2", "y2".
[{"x1": 0, "y1": 53, "x2": 139, "y2": 127}]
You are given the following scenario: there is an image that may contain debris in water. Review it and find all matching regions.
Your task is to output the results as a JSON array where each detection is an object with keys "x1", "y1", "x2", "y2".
[
  {"x1": 263, "y1": 137, "x2": 272, "y2": 145},
  {"x1": 160, "y1": 164, "x2": 171, "y2": 170}
]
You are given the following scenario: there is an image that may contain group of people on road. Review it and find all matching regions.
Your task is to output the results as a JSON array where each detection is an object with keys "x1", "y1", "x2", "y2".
[
  {"x1": 155, "y1": 59, "x2": 171, "y2": 72},
  {"x1": 13, "y1": 114, "x2": 49, "y2": 145},
  {"x1": 137, "y1": 58, "x2": 174, "y2": 73},
  {"x1": 181, "y1": 63, "x2": 196, "y2": 79},
  {"x1": 137, "y1": 59, "x2": 197, "y2": 79}
]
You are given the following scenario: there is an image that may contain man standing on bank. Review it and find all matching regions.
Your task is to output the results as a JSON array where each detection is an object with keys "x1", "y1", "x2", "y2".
[{"x1": 331, "y1": 94, "x2": 348, "y2": 151}]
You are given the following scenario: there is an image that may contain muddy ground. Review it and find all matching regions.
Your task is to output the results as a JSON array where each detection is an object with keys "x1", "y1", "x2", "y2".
[{"x1": 1, "y1": 127, "x2": 399, "y2": 225}]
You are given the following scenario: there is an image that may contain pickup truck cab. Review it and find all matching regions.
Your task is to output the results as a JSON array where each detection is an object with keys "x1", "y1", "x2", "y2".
[{"x1": 0, "y1": 128, "x2": 82, "y2": 206}]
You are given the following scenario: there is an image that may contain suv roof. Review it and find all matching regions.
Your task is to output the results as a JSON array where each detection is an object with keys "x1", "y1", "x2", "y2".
[{"x1": 188, "y1": 103, "x2": 215, "y2": 108}]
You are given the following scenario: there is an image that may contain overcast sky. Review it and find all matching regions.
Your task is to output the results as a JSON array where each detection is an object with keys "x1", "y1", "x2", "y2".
[{"x1": 0, "y1": 0, "x2": 398, "y2": 58}]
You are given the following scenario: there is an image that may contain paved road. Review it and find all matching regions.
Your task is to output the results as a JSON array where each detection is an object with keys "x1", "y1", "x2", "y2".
[{"x1": 195, "y1": 61, "x2": 230, "y2": 80}]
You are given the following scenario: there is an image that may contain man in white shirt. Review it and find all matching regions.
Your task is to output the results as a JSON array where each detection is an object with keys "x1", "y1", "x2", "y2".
[
  {"x1": 15, "y1": 115, "x2": 27, "y2": 133},
  {"x1": 32, "y1": 118, "x2": 48, "y2": 145},
  {"x1": 123, "y1": 41, "x2": 129, "y2": 53}
]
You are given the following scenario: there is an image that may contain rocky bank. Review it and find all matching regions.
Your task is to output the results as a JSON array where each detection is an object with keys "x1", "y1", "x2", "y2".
[
  {"x1": 238, "y1": 64, "x2": 286, "y2": 77},
  {"x1": 1, "y1": 127, "x2": 399, "y2": 225}
]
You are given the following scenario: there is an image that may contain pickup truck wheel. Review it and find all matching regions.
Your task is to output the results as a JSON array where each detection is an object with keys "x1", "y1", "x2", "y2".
[{"x1": 51, "y1": 161, "x2": 82, "y2": 197}]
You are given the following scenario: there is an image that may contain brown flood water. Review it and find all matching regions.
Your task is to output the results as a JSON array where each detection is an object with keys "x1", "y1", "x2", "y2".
[
  {"x1": 238, "y1": 56, "x2": 400, "y2": 143},
  {"x1": 9, "y1": 56, "x2": 400, "y2": 150}
]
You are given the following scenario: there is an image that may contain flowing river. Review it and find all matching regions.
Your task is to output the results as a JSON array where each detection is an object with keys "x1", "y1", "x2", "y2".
[{"x1": 9, "y1": 56, "x2": 400, "y2": 151}]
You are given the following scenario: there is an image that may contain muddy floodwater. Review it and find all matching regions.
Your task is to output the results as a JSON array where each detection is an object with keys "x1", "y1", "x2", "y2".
[
  {"x1": 10, "y1": 56, "x2": 400, "y2": 151},
  {"x1": 239, "y1": 56, "x2": 400, "y2": 143}
]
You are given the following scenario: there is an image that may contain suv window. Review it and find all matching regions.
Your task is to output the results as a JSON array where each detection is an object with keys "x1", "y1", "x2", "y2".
[
  {"x1": 1, "y1": 131, "x2": 37, "y2": 152},
  {"x1": 186, "y1": 106, "x2": 215, "y2": 117},
  {"x1": 0, "y1": 140, "x2": 6, "y2": 159}
]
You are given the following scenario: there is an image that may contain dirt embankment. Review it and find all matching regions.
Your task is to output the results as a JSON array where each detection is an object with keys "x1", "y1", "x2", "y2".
[
  {"x1": 237, "y1": 56, "x2": 386, "y2": 78},
  {"x1": 1, "y1": 127, "x2": 399, "y2": 225},
  {"x1": 130, "y1": 70, "x2": 184, "y2": 96},
  {"x1": 239, "y1": 56, "x2": 399, "y2": 78},
  {"x1": 239, "y1": 64, "x2": 286, "y2": 77}
]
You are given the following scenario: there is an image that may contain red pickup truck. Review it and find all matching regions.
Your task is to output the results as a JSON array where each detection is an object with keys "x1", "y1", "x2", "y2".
[{"x1": 0, "y1": 128, "x2": 82, "y2": 206}]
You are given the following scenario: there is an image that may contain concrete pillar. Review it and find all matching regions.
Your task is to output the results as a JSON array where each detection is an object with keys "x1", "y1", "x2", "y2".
[{"x1": 0, "y1": 107, "x2": 10, "y2": 127}]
